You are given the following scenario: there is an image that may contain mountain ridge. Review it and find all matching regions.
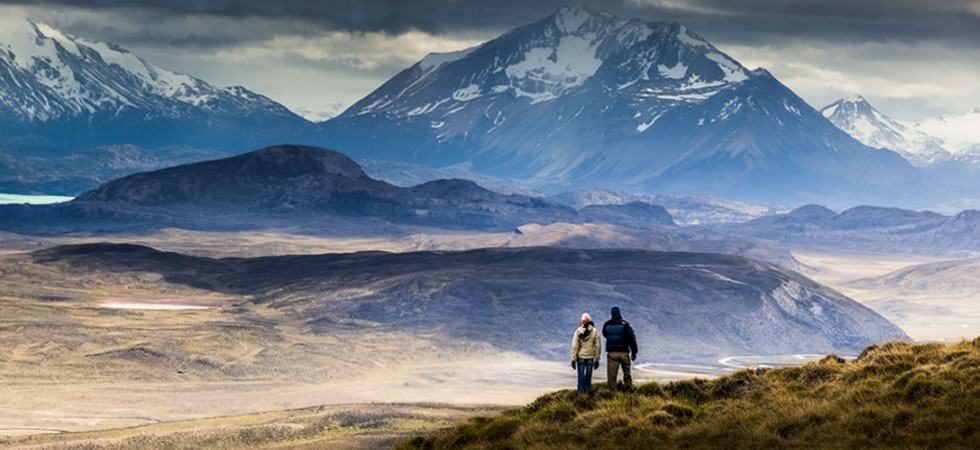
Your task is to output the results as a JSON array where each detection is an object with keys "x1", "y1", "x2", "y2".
[
  {"x1": 316, "y1": 6, "x2": 918, "y2": 206},
  {"x1": 718, "y1": 203, "x2": 980, "y2": 254},
  {"x1": 820, "y1": 95, "x2": 952, "y2": 167},
  {"x1": 914, "y1": 108, "x2": 980, "y2": 152},
  {"x1": 0, "y1": 18, "x2": 311, "y2": 151},
  {"x1": 0, "y1": 145, "x2": 693, "y2": 233},
  {"x1": 33, "y1": 242, "x2": 909, "y2": 361}
]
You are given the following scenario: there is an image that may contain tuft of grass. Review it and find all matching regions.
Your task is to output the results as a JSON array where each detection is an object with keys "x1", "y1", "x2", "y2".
[{"x1": 400, "y1": 339, "x2": 980, "y2": 449}]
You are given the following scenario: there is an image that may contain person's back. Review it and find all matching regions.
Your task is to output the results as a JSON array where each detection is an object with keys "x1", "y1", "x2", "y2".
[
  {"x1": 571, "y1": 313, "x2": 601, "y2": 395},
  {"x1": 602, "y1": 306, "x2": 638, "y2": 391}
]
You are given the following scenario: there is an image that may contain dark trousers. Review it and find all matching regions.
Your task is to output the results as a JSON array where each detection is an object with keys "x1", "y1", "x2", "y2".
[
  {"x1": 607, "y1": 351, "x2": 633, "y2": 390},
  {"x1": 576, "y1": 358, "x2": 594, "y2": 395}
]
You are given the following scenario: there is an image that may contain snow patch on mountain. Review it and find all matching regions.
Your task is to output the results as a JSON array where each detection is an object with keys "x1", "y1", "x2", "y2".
[
  {"x1": 704, "y1": 52, "x2": 748, "y2": 82},
  {"x1": 658, "y1": 62, "x2": 688, "y2": 79},
  {"x1": 676, "y1": 25, "x2": 711, "y2": 48},
  {"x1": 954, "y1": 144, "x2": 980, "y2": 166},
  {"x1": 637, "y1": 113, "x2": 665, "y2": 132},
  {"x1": 452, "y1": 84, "x2": 482, "y2": 101},
  {"x1": 914, "y1": 109, "x2": 980, "y2": 153},
  {"x1": 504, "y1": 34, "x2": 603, "y2": 103}
]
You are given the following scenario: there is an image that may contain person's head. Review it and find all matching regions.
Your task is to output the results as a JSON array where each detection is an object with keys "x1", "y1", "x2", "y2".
[
  {"x1": 580, "y1": 312, "x2": 592, "y2": 326},
  {"x1": 611, "y1": 306, "x2": 622, "y2": 320}
]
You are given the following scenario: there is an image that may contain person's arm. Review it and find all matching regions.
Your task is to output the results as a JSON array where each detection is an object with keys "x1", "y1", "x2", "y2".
[
  {"x1": 628, "y1": 324, "x2": 638, "y2": 360},
  {"x1": 594, "y1": 333, "x2": 602, "y2": 367},
  {"x1": 571, "y1": 331, "x2": 580, "y2": 362}
]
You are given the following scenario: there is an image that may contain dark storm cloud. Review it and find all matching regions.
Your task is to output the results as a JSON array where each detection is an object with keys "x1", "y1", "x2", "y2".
[
  {"x1": 3, "y1": 0, "x2": 979, "y2": 48},
  {"x1": 657, "y1": 0, "x2": 980, "y2": 46}
]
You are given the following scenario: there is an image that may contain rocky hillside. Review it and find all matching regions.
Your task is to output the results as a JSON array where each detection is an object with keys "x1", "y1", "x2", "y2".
[
  {"x1": 34, "y1": 243, "x2": 907, "y2": 362},
  {"x1": 848, "y1": 257, "x2": 980, "y2": 295},
  {"x1": 0, "y1": 145, "x2": 585, "y2": 232}
]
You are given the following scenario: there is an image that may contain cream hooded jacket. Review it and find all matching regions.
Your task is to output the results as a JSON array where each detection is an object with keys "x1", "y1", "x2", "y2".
[{"x1": 571, "y1": 323, "x2": 602, "y2": 361}]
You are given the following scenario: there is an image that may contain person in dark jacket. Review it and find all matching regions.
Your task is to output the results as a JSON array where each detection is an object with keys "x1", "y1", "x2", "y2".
[{"x1": 602, "y1": 306, "x2": 638, "y2": 391}]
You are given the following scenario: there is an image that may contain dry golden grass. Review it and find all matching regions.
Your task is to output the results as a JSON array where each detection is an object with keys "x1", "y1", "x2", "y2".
[
  {"x1": 0, "y1": 251, "x2": 569, "y2": 437},
  {"x1": 0, "y1": 404, "x2": 498, "y2": 450},
  {"x1": 402, "y1": 340, "x2": 980, "y2": 449}
]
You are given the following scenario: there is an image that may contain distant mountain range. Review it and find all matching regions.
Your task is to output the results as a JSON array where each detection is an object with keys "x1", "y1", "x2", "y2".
[
  {"x1": 12, "y1": 144, "x2": 980, "y2": 259},
  {"x1": 915, "y1": 108, "x2": 980, "y2": 153},
  {"x1": 719, "y1": 204, "x2": 980, "y2": 255},
  {"x1": 0, "y1": 144, "x2": 227, "y2": 194},
  {"x1": 0, "y1": 145, "x2": 687, "y2": 233},
  {"x1": 549, "y1": 189, "x2": 784, "y2": 225},
  {"x1": 821, "y1": 96, "x2": 980, "y2": 168},
  {"x1": 0, "y1": 19, "x2": 310, "y2": 153},
  {"x1": 820, "y1": 96, "x2": 951, "y2": 167},
  {"x1": 316, "y1": 6, "x2": 917, "y2": 205},
  {"x1": 1, "y1": 8, "x2": 978, "y2": 209}
]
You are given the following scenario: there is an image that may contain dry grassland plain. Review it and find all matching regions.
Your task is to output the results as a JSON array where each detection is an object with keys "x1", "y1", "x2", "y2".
[{"x1": 3, "y1": 232, "x2": 979, "y2": 448}]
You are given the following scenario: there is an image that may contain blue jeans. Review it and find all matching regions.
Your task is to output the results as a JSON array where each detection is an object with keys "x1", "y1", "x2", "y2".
[{"x1": 576, "y1": 358, "x2": 594, "y2": 395}]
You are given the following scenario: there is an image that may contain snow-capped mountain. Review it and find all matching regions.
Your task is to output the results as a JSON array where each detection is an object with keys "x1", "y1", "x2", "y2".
[
  {"x1": 318, "y1": 6, "x2": 916, "y2": 205},
  {"x1": 0, "y1": 19, "x2": 310, "y2": 151},
  {"x1": 954, "y1": 144, "x2": 980, "y2": 166},
  {"x1": 820, "y1": 96, "x2": 951, "y2": 167},
  {"x1": 914, "y1": 108, "x2": 980, "y2": 153}
]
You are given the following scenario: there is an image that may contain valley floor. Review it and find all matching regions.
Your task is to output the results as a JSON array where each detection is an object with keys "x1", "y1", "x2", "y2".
[
  {"x1": 794, "y1": 249, "x2": 980, "y2": 343},
  {"x1": 0, "y1": 240, "x2": 576, "y2": 440},
  {"x1": 0, "y1": 403, "x2": 499, "y2": 450},
  {"x1": 2, "y1": 231, "x2": 979, "y2": 448}
]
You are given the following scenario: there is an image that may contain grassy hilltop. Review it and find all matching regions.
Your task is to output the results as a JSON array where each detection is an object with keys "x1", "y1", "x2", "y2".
[{"x1": 402, "y1": 340, "x2": 980, "y2": 449}]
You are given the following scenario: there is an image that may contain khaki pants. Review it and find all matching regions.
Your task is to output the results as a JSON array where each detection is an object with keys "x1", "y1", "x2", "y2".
[{"x1": 607, "y1": 351, "x2": 632, "y2": 390}]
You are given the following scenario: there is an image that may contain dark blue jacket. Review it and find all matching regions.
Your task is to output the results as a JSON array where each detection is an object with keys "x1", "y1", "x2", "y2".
[{"x1": 602, "y1": 308, "x2": 638, "y2": 355}]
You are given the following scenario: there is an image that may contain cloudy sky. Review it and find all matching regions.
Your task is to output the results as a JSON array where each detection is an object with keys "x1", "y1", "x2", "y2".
[{"x1": 1, "y1": 0, "x2": 977, "y2": 121}]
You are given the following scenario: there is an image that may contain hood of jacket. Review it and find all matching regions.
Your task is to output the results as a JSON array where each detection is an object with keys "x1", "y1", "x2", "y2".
[{"x1": 611, "y1": 307, "x2": 622, "y2": 320}]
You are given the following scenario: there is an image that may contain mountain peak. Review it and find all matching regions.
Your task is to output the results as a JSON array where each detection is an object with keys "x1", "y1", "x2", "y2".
[
  {"x1": 33, "y1": 21, "x2": 74, "y2": 44},
  {"x1": 243, "y1": 145, "x2": 368, "y2": 179},
  {"x1": 552, "y1": 5, "x2": 593, "y2": 16},
  {"x1": 320, "y1": 7, "x2": 918, "y2": 204},
  {"x1": 0, "y1": 16, "x2": 303, "y2": 125},
  {"x1": 550, "y1": 5, "x2": 598, "y2": 33},
  {"x1": 345, "y1": 5, "x2": 751, "y2": 119},
  {"x1": 0, "y1": 17, "x2": 309, "y2": 149},
  {"x1": 821, "y1": 95, "x2": 951, "y2": 166}
]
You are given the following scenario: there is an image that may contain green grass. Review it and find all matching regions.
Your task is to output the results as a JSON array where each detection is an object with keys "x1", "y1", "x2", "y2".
[{"x1": 401, "y1": 339, "x2": 980, "y2": 449}]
